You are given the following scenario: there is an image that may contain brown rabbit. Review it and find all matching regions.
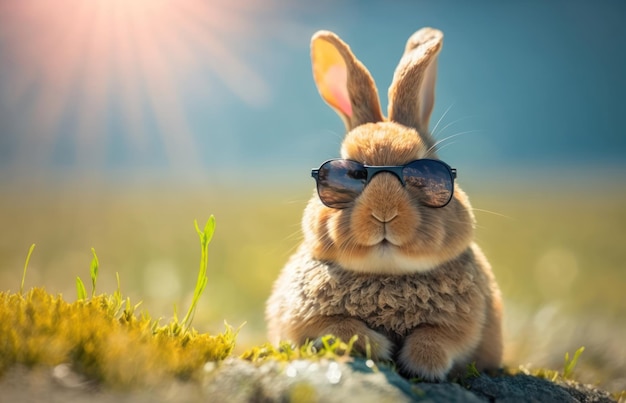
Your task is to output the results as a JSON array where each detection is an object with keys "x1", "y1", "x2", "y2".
[{"x1": 266, "y1": 28, "x2": 503, "y2": 381}]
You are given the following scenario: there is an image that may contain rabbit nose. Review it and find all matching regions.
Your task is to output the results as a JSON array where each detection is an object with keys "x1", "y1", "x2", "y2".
[
  {"x1": 372, "y1": 209, "x2": 398, "y2": 223},
  {"x1": 366, "y1": 172, "x2": 404, "y2": 221}
]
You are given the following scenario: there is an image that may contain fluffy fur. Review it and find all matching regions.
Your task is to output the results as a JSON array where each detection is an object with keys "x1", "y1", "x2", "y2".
[{"x1": 266, "y1": 28, "x2": 503, "y2": 381}]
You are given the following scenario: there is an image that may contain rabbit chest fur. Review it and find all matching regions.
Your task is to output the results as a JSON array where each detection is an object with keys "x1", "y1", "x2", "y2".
[{"x1": 272, "y1": 244, "x2": 491, "y2": 339}]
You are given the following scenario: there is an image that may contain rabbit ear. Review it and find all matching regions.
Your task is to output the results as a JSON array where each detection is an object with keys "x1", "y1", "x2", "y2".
[
  {"x1": 388, "y1": 28, "x2": 443, "y2": 146},
  {"x1": 311, "y1": 31, "x2": 383, "y2": 131}
]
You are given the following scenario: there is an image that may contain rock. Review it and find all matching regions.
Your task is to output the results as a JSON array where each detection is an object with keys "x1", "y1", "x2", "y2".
[
  {"x1": 203, "y1": 358, "x2": 616, "y2": 402},
  {"x1": 466, "y1": 372, "x2": 614, "y2": 402},
  {"x1": 203, "y1": 358, "x2": 416, "y2": 402},
  {"x1": 0, "y1": 359, "x2": 616, "y2": 402}
]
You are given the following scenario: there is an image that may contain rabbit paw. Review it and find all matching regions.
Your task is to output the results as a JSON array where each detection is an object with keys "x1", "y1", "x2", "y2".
[
  {"x1": 358, "y1": 329, "x2": 394, "y2": 361},
  {"x1": 398, "y1": 331, "x2": 453, "y2": 381}
]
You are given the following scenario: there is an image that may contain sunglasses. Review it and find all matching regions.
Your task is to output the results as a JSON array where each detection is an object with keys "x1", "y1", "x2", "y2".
[{"x1": 311, "y1": 159, "x2": 457, "y2": 209}]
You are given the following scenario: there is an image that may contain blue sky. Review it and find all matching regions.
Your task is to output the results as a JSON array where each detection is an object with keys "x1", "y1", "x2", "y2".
[{"x1": 0, "y1": 0, "x2": 624, "y2": 184}]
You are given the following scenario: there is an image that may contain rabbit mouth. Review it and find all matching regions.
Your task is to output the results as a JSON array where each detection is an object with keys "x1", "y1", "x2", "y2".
[
  {"x1": 358, "y1": 234, "x2": 403, "y2": 254},
  {"x1": 338, "y1": 243, "x2": 438, "y2": 274},
  {"x1": 336, "y1": 234, "x2": 443, "y2": 273},
  {"x1": 373, "y1": 240, "x2": 393, "y2": 255},
  {"x1": 378, "y1": 238, "x2": 399, "y2": 250},
  {"x1": 370, "y1": 233, "x2": 402, "y2": 248}
]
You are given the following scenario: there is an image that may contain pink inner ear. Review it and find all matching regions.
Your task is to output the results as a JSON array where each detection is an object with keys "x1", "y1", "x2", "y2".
[
  {"x1": 312, "y1": 37, "x2": 354, "y2": 119},
  {"x1": 324, "y1": 65, "x2": 353, "y2": 118}
]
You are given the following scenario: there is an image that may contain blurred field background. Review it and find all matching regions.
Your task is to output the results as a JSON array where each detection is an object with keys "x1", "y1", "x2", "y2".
[{"x1": 1, "y1": 0, "x2": 625, "y2": 394}]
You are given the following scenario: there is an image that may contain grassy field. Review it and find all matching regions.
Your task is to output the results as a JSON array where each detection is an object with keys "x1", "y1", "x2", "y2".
[{"x1": 0, "y1": 178, "x2": 624, "y2": 392}]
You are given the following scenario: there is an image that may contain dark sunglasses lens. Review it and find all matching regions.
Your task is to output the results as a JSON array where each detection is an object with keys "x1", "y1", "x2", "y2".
[
  {"x1": 403, "y1": 160, "x2": 454, "y2": 207},
  {"x1": 316, "y1": 160, "x2": 367, "y2": 208}
]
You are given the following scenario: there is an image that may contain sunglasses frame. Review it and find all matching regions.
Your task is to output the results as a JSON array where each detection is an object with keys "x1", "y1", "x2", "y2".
[{"x1": 311, "y1": 158, "x2": 457, "y2": 209}]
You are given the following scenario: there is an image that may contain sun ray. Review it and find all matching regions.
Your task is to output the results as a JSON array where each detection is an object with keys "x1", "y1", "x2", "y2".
[
  {"x1": 20, "y1": 3, "x2": 92, "y2": 167},
  {"x1": 111, "y1": 4, "x2": 149, "y2": 160},
  {"x1": 74, "y1": 0, "x2": 114, "y2": 167},
  {"x1": 169, "y1": 2, "x2": 272, "y2": 106},
  {"x1": 0, "y1": 0, "x2": 305, "y2": 174},
  {"x1": 131, "y1": 1, "x2": 199, "y2": 169}
]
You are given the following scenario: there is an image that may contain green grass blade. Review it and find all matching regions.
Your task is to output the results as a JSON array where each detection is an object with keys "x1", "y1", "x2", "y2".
[
  {"x1": 115, "y1": 272, "x2": 121, "y2": 301},
  {"x1": 181, "y1": 216, "x2": 215, "y2": 331},
  {"x1": 76, "y1": 276, "x2": 87, "y2": 300},
  {"x1": 466, "y1": 362, "x2": 481, "y2": 379},
  {"x1": 20, "y1": 244, "x2": 36, "y2": 294},
  {"x1": 202, "y1": 216, "x2": 216, "y2": 245},
  {"x1": 563, "y1": 346, "x2": 585, "y2": 379},
  {"x1": 90, "y1": 248, "x2": 99, "y2": 297},
  {"x1": 345, "y1": 334, "x2": 359, "y2": 356},
  {"x1": 112, "y1": 272, "x2": 123, "y2": 315}
]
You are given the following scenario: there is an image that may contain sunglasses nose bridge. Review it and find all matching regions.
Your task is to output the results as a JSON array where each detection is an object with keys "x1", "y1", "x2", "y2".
[{"x1": 364, "y1": 167, "x2": 406, "y2": 186}]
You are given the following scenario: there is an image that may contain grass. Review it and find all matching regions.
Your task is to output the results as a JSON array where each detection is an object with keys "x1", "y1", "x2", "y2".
[
  {"x1": 181, "y1": 217, "x2": 215, "y2": 331},
  {"x1": 241, "y1": 335, "x2": 360, "y2": 364},
  {"x1": 518, "y1": 347, "x2": 586, "y2": 383},
  {"x1": 0, "y1": 216, "x2": 236, "y2": 388},
  {"x1": 20, "y1": 244, "x2": 35, "y2": 294},
  {"x1": 0, "y1": 179, "x2": 624, "y2": 393},
  {"x1": 563, "y1": 347, "x2": 586, "y2": 380}
]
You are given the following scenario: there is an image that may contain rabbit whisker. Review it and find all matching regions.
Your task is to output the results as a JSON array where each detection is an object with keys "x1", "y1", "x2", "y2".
[
  {"x1": 425, "y1": 130, "x2": 480, "y2": 158},
  {"x1": 345, "y1": 238, "x2": 365, "y2": 263},
  {"x1": 434, "y1": 140, "x2": 458, "y2": 155},
  {"x1": 284, "y1": 228, "x2": 304, "y2": 243},
  {"x1": 471, "y1": 208, "x2": 511, "y2": 220},
  {"x1": 326, "y1": 129, "x2": 346, "y2": 143},
  {"x1": 431, "y1": 115, "x2": 476, "y2": 139},
  {"x1": 284, "y1": 198, "x2": 312, "y2": 205},
  {"x1": 430, "y1": 103, "x2": 455, "y2": 137}
]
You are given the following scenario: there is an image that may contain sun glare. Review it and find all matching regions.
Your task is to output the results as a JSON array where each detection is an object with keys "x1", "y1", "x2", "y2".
[{"x1": 0, "y1": 0, "x2": 280, "y2": 173}]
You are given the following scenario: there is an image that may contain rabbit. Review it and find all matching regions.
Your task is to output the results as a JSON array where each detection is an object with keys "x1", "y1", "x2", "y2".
[{"x1": 266, "y1": 28, "x2": 503, "y2": 381}]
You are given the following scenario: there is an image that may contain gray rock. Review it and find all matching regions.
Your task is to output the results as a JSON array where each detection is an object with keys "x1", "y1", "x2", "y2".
[
  {"x1": 203, "y1": 358, "x2": 416, "y2": 402},
  {"x1": 202, "y1": 358, "x2": 615, "y2": 402},
  {"x1": 466, "y1": 372, "x2": 614, "y2": 402},
  {"x1": 0, "y1": 359, "x2": 616, "y2": 402}
]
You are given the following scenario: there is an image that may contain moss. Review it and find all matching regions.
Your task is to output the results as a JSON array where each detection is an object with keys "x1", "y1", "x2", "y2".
[
  {"x1": 0, "y1": 216, "x2": 236, "y2": 389},
  {"x1": 511, "y1": 346, "x2": 587, "y2": 386},
  {"x1": 0, "y1": 287, "x2": 236, "y2": 388},
  {"x1": 241, "y1": 335, "x2": 359, "y2": 364}
]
